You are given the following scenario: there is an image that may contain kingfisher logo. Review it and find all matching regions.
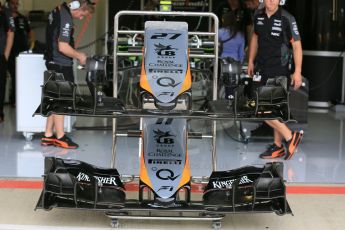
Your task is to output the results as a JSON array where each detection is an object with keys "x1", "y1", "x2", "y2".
[
  {"x1": 154, "y1": 43, "x2": 177, "y2": 57},
  {"x1": 153, "y1": 129, "x2": 175, "y2": 144},
  {"x1": 76, "y1": 172, "x2": 118, "y2": 186},
  {"x1": 212, "y1": 176, "x2": 253, "y2": 189}
]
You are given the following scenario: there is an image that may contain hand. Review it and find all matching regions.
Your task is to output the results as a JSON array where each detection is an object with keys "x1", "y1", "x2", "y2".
[
  {"x1": 78, "y1": 52, "x2": 87, "y2": 66},
  {"x1": 247, "y1": 61, "x2": 254, "y2": 77},
  {"x1": 291, "y1": 71, "x2": 302, "y2": 90}
]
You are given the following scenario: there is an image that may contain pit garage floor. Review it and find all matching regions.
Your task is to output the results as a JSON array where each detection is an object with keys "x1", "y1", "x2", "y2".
[{"x1": 1, "y1": 105, "x2": 345, "y2": 229}]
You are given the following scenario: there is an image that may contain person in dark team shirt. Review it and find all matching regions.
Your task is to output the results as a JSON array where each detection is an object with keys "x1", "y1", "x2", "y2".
[
  {"x1": 7, "y1": 0, "x2": 35, "y2": 107},
  {"x1": 0, "y1": 1, "x2": 14, "y2": 123},
  {"x1": 243, "y1": 0, "x2": 272, "y2": 138},
  {"x1": 247, "y1": 0, "x2": 303, "y2": 160},
  {"x1": 41, "y1": 0, "x2": 95, "y2": 149}
]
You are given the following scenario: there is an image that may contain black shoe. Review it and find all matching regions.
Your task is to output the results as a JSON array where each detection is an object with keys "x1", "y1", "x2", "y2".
[
  {"x1": 54, "y1": 135, "x2": 79, "y2": 149},
  {"x1": 259, "y1": 143, "x2": 285, "y2": 159},
  {"x1": 41, "y1": 135, "x2": 57, "y2": 146},
  {"x1": 251, "y1": 123, "x2": 273, "y2": 137},
  {"x1": 284, "y1": 131, "x2": 304, "y2": 160}
]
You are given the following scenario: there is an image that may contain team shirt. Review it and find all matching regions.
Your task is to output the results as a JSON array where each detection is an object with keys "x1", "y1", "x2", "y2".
[
  {"x1": 0, "y1": 6, "x2": 15, "y2": 56},
  {"x1": 46, "y1": 2, "x2": 74, "y2": 66},
  {"x1": 11, "y1": 13, "x2": 31, "y2": 55},
  {"x1": 254, "y1": 7, "x2": 300, "y2": 77}
]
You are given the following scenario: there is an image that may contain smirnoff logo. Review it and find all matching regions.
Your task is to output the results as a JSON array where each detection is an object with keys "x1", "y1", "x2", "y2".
[
  {"x1": 212, "y1": 176, "x2": 253, "y2": 189},
  {"x1": 76, "y1": 172, "x2": 118, "y2": 186}
]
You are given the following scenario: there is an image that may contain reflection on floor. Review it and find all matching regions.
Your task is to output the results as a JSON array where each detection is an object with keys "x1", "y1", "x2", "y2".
[{"x1": 1, "y1": 105, "x2": 345, "y2": 183}]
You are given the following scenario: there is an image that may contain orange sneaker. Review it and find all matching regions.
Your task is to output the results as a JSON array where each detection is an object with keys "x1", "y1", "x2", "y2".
[
  {"x1": 41, "y1": 135, "x2": 57, "y2": 146},
  {"x1": 259, "y1": 143, "x2": 285, "y2": 159},
  {"x1": 54, "y1": 135, "x2": 79, "y2": 149},
  {"x1": 284, "y1": 131, "x2": 304, "y2": 160}
]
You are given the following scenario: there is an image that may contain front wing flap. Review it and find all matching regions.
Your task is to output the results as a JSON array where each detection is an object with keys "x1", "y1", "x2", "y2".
[{"x1": 203, "y1": 162, "x2": 291, "y2": 215}]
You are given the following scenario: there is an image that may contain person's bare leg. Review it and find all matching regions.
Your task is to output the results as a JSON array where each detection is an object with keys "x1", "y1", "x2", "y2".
[
  {"x1": 54, "y1": 115, "x2": 65, "y2": 139},
  {"x1": 273, "y1": 129, "x2": 283, "y2": 147},
  {"x1": 45, "y1": 115, "x2": 55, "y2": 137},
  {"x1": 265, "y1": 120, "x2": 292, "y2": 141},
  {"x1": 259, "y1": 120, "x2": 286, "y2": 159},
  {"x1": 265, "y1": 119, "x2": 304, "y2": 160}
]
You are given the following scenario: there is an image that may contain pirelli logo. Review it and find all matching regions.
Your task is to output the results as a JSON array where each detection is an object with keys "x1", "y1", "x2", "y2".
[{"x1": 148, "y1": 159, "x2": 182, "y2": 165}]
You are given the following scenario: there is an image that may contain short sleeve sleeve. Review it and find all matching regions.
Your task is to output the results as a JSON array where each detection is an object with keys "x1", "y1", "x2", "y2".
[
  {"x1": 59, "y1": 8, "x2": 73, "y2": 43},
  {"x1": 286, "y1": 14, "x2": 301, "y2": 42},
  {"x1": 5, "y1": 8, "x2": 15, "y2": 32}
]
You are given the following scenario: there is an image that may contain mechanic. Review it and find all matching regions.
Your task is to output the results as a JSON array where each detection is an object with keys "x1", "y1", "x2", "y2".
[
  {"x1": 41, "y1": 0, "x2": 94, "y2": 149},
  {"x1": 247, "y1": 0, "x2": 303, "y2": 160},
  {"x1": 7, "y1": 0, "x2": 35, "y2": 108},
  {"x1": 0, "y1": 1, "x2": 14, "y2": 123},
  {"x1": 243, "y1": 0, "x2": 273, "y2": 138},
  {"x1": 219, "y1": 12, "x2": 245, "y2": 100}
]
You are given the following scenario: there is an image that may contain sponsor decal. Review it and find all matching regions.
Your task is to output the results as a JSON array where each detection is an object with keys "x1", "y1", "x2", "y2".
[
  {"x1": 76, "y1": 172, "x2": 118, "y2": 186},
  {"x1": 148, "y1": 159, "x2": 182, "y2": 165},
  {"x1": 48, "y1": 13, "x2": 53, "y2": 24},
  {"x1": 157, "y1": 77, "x2": 181, "y2": 88},
  {"x1": 148, "y1": 62, "x2": 182, "y2": 68},
  {"x1": 158, "y1": 92, "x2": 175, "y2": 97},
  {"x1": 156, "y1": 118, "x2": 173, "y2": 125},
  {"x1": 153, "y1": 129, "x2": 175, "y2": 144},
  {"x1": 149, "y1": 69, "x2": 183, "y2": 74},
  {"x1": 272, "y1": 26, "x2": 282, "y2": 31},
  {"x1": 151, "y1": 33, "x2": 182, "y2": 40},
  {"x1": 156, "y1": 169, "x2": 180, "y2": 181},
  {"x1": 292, "y1": 22, "x2": 299, "y2": 35},
  {"x1": 148, "y1": 150, "x2": 182, "y2": 158},
  {"x1": 9, "y1": 17, "x2": 15, "y2": 28},
  {"x1": 212, "y1": 176, "x2": 253, "y2": 189},
  {"x1": 154, "y1": 43, "x2": 177, "y2": 58},
  {"x1": 18, "y1": 18, "x2": 25, "y2": 29},
  {"x1": 271, "y1": 32, "x2": 280, "y2": 37},
  {"x1": 158, "y1": 186, "x2": 174, "y2": 192},
  {"x1": 257, "y1": 21, "x2": 264, "y2": 26},
  {"x1": 62, "y1": 23, "x2": 70, "y2": 37}
]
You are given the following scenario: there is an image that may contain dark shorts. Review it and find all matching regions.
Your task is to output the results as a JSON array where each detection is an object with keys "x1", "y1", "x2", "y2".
[{"x1": 45, "y1": 63, "x2": 74, "y2": 83}]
